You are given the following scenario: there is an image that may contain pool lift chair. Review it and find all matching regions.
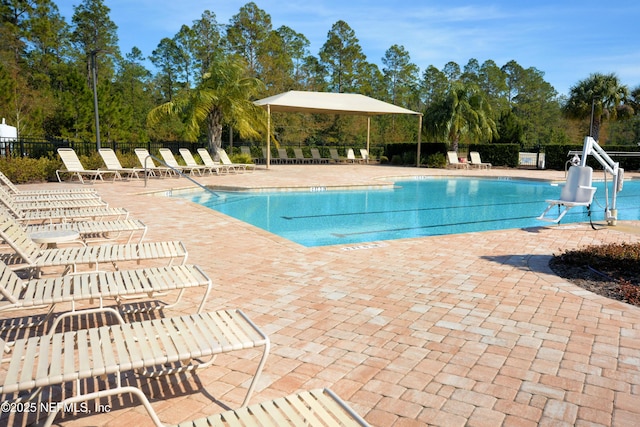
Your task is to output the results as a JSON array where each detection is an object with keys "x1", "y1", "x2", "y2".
[{"x1": 537, "y1": 136, "x2": 623, "y2": 224}]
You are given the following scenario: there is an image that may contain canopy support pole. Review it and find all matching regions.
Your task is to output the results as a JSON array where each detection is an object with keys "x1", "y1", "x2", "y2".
[
  {"x1": 366, "y1": 117, "x2": 371, "y2": 162},
  {"x1": 416, "y1": 114, "x2": 423, "y2": 167},
  {"x1": 266, "y1": 104, "x2": 271, "y2": 169}
]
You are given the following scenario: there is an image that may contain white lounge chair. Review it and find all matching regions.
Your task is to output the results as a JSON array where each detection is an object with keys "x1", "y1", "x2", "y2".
[
  {"x1": 134, "y1": 148, "x2": 174, "y2": 177},
  {"x1": 469, "y1": 151, "x2": 491, "y2": 169},
  {"x1": 360, "y1": 148, "x2": 371, "y2": 164},
  {"x1": 218, "y1": 148, "x2": 255, "y2": 172},
  {"x1": 56, "y1": 147, "x2": 117, "y2": 183},
  {"x1": 156, "y1": 388, "x2": 370, "y2": 427},
  {"x1": 0, "y1": 210, "x2": 187, "y2": 276},
  {"x1": 0, "y1": 309, "x2": 269, "y2": 427},
  {"x1": 196, "y1": 148, "x2": 233, "y2": 174},
  {"x1": 537, "y1": 165, "x2": 596, "y2": 223},
  {"x1": 26, "y1": 217, "x2": 148, "y2": 244},
  {"x1": 0, "y1": 260, "x2": 212, "y2": 332},
  {"x1": 447, "y1": 151, "x2": 469, "y2": 169},
  {"x1": 0, "y1": 170, "x2": 98, "y2": 198},
  {"x1": 346, "y1": 148, "x2": 362, "y2": 163},
  {"x1": 179, "y1": 148, "x2": 220, "y2": 175},
  {"x1": 0, "y1": 190, "x2": 128, "y2": 224},
  {"x1": 159, "y1": 148, "x2": 203, "y2": 176},
  {"x1": 0, "y1": 185, "x2": 107, "y2": 210},
  {"x1": 99, "y1": 148, "x2": 145, "y2": 179}
]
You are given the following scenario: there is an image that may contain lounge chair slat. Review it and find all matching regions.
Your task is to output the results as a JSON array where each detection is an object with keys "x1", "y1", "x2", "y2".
[
  {"x1": 140, "y1": 320, "x2": 166, "y2": 361},
  {"x1": 0, "y1": 311, "x2": 274, "y2": 425},
  {"x1": 63, "y1": 331, "x2": 76, "y2": 382},
  {"x1": 18, "y1": 338, "x2": 40, "y2": 390},
  {"x1": 87, "y1": 328, "x2": 106, "y2": 377},
  {"x1": 47, "y1": 334, "x2": 64, "y2": 385},
  {"x1": 76, "y1": 330, "x2": 92, "y2": 377}
]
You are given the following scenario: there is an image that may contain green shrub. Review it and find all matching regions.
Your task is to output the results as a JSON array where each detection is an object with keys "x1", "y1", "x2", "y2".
[
  {"x1": 391, "y1": 154, "x2": 404, "y2": 166},
  {"x1": 0, "y1": 157, "x2": 59, "y2": 182},
  {"x1": 425, "y1": 152, "x2": 446, "y2": 168},
  {"x1": 231, "y1": 153, "x2": 253, "y2": 164}
]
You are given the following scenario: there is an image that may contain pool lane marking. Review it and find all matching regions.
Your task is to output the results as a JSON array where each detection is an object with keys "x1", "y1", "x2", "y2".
[
  {"x1": 330, "y1": 214, "x2": 557, "y2": 238},
  {"x1": 282, "y1": 199, "x2": 544, "y2": 220}
]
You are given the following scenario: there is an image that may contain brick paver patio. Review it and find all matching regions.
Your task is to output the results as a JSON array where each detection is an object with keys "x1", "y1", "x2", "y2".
[{"x1": 2, "y1": 164, "x2": 639, "y2": 426}]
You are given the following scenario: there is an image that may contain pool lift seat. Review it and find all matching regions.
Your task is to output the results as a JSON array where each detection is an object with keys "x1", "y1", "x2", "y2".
[
  {"x1": 537, "y1": 165, "x2": 596, "y2": 223},
  {"x1": 538, "y1": 136, "x2": 624, "y2": 224}
]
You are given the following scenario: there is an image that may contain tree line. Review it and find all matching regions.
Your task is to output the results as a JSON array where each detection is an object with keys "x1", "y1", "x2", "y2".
[{"x1": 1, "y1": 0, "x2": 638, "y2": 155}]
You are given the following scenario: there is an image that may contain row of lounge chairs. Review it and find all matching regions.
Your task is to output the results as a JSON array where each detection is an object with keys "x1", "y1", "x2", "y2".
[
  {"x1": 56, "y1": 147, "x2": 254, "y2": 184},
  {"x1": 447, "y1": 151, "x2": 492, "y2": 169},
  {"x1": 0, "y1": 173, "x2": 370, "y2": 425},
  {"x1": 260, "y1": 147, "x2": 372, "y2": 164}
]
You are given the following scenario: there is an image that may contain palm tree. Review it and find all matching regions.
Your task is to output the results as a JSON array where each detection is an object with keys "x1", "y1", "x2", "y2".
[
  {"x1": 148, "y1": 55, "x2": 266, "y2": 154},
  {"x1": 424, "y1": 81, "x2": 497, "y2": 152},
  {"x1": 563, "y1": 73, "x2": 628, "y2": 141}
]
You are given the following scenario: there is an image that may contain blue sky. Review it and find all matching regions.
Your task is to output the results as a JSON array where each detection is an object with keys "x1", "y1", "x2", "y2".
[{"x1": 57, "y1": 0, "x2": 640, "y2": 97}]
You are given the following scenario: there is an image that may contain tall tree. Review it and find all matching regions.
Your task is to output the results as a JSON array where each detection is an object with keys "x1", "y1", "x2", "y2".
[
  {"x1": 114, "y1": 47, "x2": 153, "y2": 141},
  {"x1": 149, "y1": 37, "x2": 182, "y2": 102},
  {"x1": 420, "y1": 65, "x2": 448, "y2": 108},
  {"x1": 275, "y1": 25, "x2": 310, "y2": 86},
  {"x1": 442, "y1": 61, "x2": 461, "y2": 81},
  {"x1": 424, "y1": 81, "x2": 497, "y2": 152},
  {"x1": 70, "y1": 0, "x2": 119, "y2": 143},
  {"x1": 563, "y1": 72, "x2": 629, "y2": 141},
  {"x1": 147, "y1": 55, "x2": 266, "y2": 153},
  {"x1": 461, "y1": 58, "x2": 481, "y2": 86},
  {"x1": 382, "y1": 44, "x2": 418, "y2": 105},
  {"x1": 478, "y1": 60, "x2": 508, "y2": 115},
  {"x1": 172, "y1": 24, "x2": 196, "y2": 89},
  {"x1": 319, "y1": 20, "x2": 367, "y2": 93},
  {"x1": 70, "y1": 0, "x2": 119, "y2": 84},
  {"x1": 191, "y1": 10, "x2": 223, "y2": 79},
  {"x1": 224, "y1": 2, "x2": 272, "y2": 78}
]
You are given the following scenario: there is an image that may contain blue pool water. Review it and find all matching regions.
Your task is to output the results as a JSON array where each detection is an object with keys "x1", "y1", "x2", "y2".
[{"x1": 177, "y1": 178, "x2": 640, "y2": 247}]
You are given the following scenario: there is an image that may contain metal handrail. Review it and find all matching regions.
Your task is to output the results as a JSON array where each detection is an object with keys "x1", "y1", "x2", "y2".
[{"x1": 142, "y1": 153, "x2": 220, "y2": 197}]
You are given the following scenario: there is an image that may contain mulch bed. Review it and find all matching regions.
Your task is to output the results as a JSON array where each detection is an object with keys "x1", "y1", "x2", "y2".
[{"x1": 549, "y1": 242, "x2": 640, "y2": 307}]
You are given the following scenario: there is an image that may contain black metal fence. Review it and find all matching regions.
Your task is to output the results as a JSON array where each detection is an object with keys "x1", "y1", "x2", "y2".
[{"x1": 0, "y1": 138, "x2": 209, "y2": 159}]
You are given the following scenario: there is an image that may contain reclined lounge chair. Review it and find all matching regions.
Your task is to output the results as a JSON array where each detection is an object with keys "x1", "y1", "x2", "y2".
[
  {"x1": 217, "y1": 148, "x2": 255, "y2": 172},
  {"x1": 0, "y1": 185, "x2": 107, "y2": 210},
  {"x1": 469, "y1": 151, "x2": 491, "y2": 169},
  {"x1": 146, "y1": 388, "x2": 370, "y2": 427},
  {"x1": 0, "y1": 210, "x2": 186, "y2": 276},
  {"x1": 0, "y1": 260, "x2": 212, "y2": 332},
  {"x1": 99, "y1": 148, "x2": 146, "y2": 180},
  {"x1": 159, "y1": 148, "x2": 203, "y2": 176},
  {"x1": 447, "y1": 151, "x2": 469, "y2": 169},
  {"x1": 179, "y1": 148, "x2": 221, "y2": 175},
  {"x1": 311, "y1": 148, "x2": 330, "y2": 164},
  {"x1": 25, "y1": 217, "x2": 148, "y2": 244},
  {"x1": 0, "y1": 309, "x2": 269, "y2": 427},
  {"x1": 0, "y1": 170, "x2": 98, "y2": 198},
  {"x1": 56, "y1": 148, "x2": 117, "y2": 183},
  {"x1": 196, "y1": 148, "x2": 232, "y2": 174},
  {"x1": 0, "y1": 193, "x2": 129, "y2": 224},
  {"x1": 135, "y1": 148, "x2": 175, "y2": 177}
]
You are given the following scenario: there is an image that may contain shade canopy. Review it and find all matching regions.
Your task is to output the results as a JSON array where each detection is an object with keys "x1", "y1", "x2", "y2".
[
  {"x1": 254, "y1": 90, "x2": 421, "y2": 116},
  {"x1": 254, "y1": 90, "x2": 423, "y2": 168}
]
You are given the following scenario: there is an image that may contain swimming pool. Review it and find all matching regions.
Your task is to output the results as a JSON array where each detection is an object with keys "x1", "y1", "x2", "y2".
[{"x1": 178, "y1": 177, "x2": 640, "y2": 247}]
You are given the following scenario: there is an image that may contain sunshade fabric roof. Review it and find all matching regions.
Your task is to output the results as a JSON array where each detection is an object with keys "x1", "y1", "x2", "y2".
[{"x1": 254, "y1": 90, "x2": 421, "y2": 116}]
